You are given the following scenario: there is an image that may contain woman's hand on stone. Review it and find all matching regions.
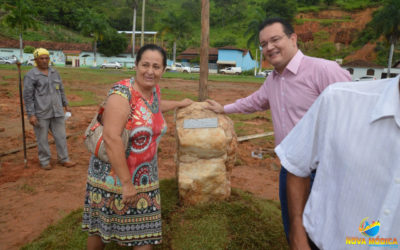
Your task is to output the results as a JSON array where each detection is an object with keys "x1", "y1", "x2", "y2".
[{"x1": 180, "y1": 98, "x2": 193, "y2": 108}]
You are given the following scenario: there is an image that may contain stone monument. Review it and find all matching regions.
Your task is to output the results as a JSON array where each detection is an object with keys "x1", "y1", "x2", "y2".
[{"x1": 175, "y1": 102, "x2": 237, "y2": 205}]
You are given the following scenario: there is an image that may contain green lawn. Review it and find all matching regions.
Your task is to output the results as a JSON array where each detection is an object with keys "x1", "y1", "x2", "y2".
[
  {"x1": 21, "y1": 179, "x2": 288, "y2": 250},
  {"x1": 0, "y1": 64, "x2": 266, "y2": 84}
]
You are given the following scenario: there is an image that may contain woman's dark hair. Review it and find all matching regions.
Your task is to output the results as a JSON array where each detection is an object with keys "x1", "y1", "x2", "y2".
[
  {"x1": 135, "y1": 44, "x2": 167, "y2": 69},
  {"x1": 258, "y1": 17, "x2": 294, "y2": 37}
]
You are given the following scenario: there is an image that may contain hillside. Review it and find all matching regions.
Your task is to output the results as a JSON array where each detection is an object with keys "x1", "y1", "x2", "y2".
[
  {"x1": 0, "y1": 0, "x2": 397, "y2": 65},
  {"x1": 293, "y1": 8, "x2": 379, "y2": 62}
]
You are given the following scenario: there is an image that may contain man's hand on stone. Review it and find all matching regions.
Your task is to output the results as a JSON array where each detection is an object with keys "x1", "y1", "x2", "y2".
[{"x1": 205, "y1": 99, "x2": 224, "y2": 114}]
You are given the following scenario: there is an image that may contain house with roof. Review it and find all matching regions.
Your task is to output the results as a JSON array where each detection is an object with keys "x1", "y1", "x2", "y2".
[
  {"x1": 389, "y1": 60, "x2": 400, "y2": 77},
  {"x1": 177, "y1": 46, "x2": 258, "y2": 73},
  {"x1": 0, "y1": 38, "x2": 138, "y2": 68},
  {"x1": 342, "y1": 60, "x2": 384, "y2": 81},
  {"x1": 2, "y1": 37, "x2": 263, "y2": 74},
  {"x1": 342, "y1": 59, "x2": 400, "y2": 80},
  {"x1": 176, "y1": 47, "x2": 219, "y2": 73},
  {"x1": 217, "y1": 46, "x2": 257, "y2": 71}
]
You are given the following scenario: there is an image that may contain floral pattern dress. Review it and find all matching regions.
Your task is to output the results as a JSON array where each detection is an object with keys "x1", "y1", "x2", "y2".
[{"x1": 82, "y1": 78, "x2": 167, "y2": 246}]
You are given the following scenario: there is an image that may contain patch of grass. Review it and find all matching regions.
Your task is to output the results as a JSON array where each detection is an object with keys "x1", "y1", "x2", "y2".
[
  {"x1": 65, "y1": 89, "x2": 99, "y2": 107},
  {"x1": 170, "y1": 189, "x2": 287, "y2": 249},
  {"x1": 2, "y1": 75, "x2": 16, "y2": 80},
  {"x1": 297, "y1": 5, "x2": 322, "y2": 13},
  {"x1": 228, "y1": 112, "x2": 273, "y2": 137},
  {"x1": 5, "y1": 90, "x2": 14, "y2": 98},
  {"x1": 336, "y1": 0, "x2": 383, "y2": 10},
  {"x1": 18, "y1": 184, "x2": 36, "y2": 194},
  {"x1": 21, "y1": 179, "x2": 287, "y2": 250},
  {"x1": 21, "y1": 209, "x2": 88, "y2": 250},
  {"x1": 161, "y1": 88, "x2": 197, "y2": 101},
  {"x1": 319, "y1": 20, "x2": 335, "y2": 27},
  {"x1": 234, "y1": 157, "x2": 243, "y2": 166},
  {"x1": 252, "y1": 135, "x2": 275, "y2": 146},
  {"x1": 234, "y1": 121, "x2": 247, "y2": 136},
  {"x1": 228, "y1": 112, "x2": 270, "y2": 122},
  {"x1": 1, "y1": 66, "x2": 265, "y2": 88},
  {"x1": 0, "y1": 22, "x2": 91, "y2": 43},
  {"x1": 298, "y1": 18, "x2": 352, "y2": 24},
  {"x1": 171, "y1": 211, "x2": 229, "y2": 249},
  {"x1": 209, "y1": 74, "x2": 265, "y2": 84},
  {"x1": 294, "y1": 19, "x2": 305, "y2": 25},
  {"x1": 56, "y1": 67, "x2": 134, "y2": 85},
  {"x1": 162, "y1": 72, "x2": 265, "y2": 84}
]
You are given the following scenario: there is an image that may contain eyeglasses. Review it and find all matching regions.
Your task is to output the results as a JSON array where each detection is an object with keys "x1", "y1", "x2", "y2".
[{"x1": 260, "y1": 35, "x2": 285, "y2": 49}]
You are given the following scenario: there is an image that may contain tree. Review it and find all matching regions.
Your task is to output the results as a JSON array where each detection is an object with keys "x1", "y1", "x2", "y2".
[
  {"x1": 212, "y1": 35, "x2": 237, "y2": 48},
  {"x1": 324, "y1": 0, "x2": 336, "y2": 6},
  {"x1": 159, "y1": 11, "x2": 190, "y2": 65},
  {"x1": 98, "y1": 30, "x2": 128, "y2": 57},
  {"x1": 199, "y1": 0, "x2": 209, "y2": 101},
  {"x1": 242, "y1": 0, "x2": 297, "y2": 50},
  {"x1": 79, "y1": 10, "x2": 110, "y2": 67},
  {"x1": 244, "y1": 8, "x2": 267, "y2": 49},
  {"x1": 244, "y1": 8, "x2": 267, "y2": 74},
  {"x1": 297, "y1": 0, "x2": 320, "y2": 5},
  {"x1": 210, "y1": 0, "x2": 247, "y2": 27},
  {"x1": 262, "y1": 0, "x2": 297, "y2": 24},
  {"x1": 364, "y1": 0, "x2": 400, "y2": 76},
  {"x1": 24, "y1": 45, "x2": 35, "y2": 53},
  {"x1": 1, "y1": 0, "x2": 37, "y2": 62},
  {"x1": 181, "y1": 0, "x2": 201, "y2": 23},
  {"x1": 32, "y1": 0, "x2": 89, "y2": 31}
]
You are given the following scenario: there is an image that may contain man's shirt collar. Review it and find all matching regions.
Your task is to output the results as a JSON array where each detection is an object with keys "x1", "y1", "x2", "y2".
[
  {"x1": 271, "y1": 50, "x2": 303, "y2": 78},
  {"x1": 370, "y1": 75, "x2": 400, "y2": 127},
  {"x1": 33, "y1": 66, "x2": 53, "y2": 76}
]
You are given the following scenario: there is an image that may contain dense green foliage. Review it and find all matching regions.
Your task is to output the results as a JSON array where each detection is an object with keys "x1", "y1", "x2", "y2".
[
  {"x1": 353, "y1": 0, "x2": 400, "y2": 67},
  {"x1": 21, "y1": 179, "x2": 288, "y2": 250},
  {"x1": 98, "y1": 30, "x2": 129, "y2": 57},
  {"x1": 0, "y1": 0, "x2": 391, "y2": 64},
  {"x1": 23, "y1": 45, "x2": 35, "y2": 53}
]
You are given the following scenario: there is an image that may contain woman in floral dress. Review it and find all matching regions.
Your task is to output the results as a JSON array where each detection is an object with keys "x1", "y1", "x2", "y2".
[{"x1": 82, "y1": 44, "x2": 192, "y2": 249}]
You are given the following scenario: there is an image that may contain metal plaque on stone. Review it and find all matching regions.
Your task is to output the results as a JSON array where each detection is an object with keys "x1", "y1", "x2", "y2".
[{"x1": 183, "y1": 118, "x2": 218, "y2": 129}]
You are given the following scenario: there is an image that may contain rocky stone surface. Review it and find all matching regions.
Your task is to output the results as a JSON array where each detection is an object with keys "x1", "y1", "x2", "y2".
[{"x1": 175, "y1": 102, "x2": 237, "y2": 205}]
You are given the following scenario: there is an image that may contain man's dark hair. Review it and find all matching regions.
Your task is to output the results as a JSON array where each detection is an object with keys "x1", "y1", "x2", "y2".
[
  {"x1": 258, "y1": 17, "x2": 295, "y2": 37},
  {"x1": 135, "y1": 44, "x2": 167, "y2": 69}
]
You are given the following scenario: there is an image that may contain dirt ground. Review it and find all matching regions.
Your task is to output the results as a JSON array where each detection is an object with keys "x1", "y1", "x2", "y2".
[{"x1": 0, "y1": 76, "x2": 281, "y2": 250}]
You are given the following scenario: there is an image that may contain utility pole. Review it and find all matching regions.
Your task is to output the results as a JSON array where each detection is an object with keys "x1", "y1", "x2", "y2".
[
  {"x1": 254, "y1": 49, "x2": 258, "y2": 76},
  {"x1": 387, "y1": 37, "x2": 394, "y2": 77},
  {"x1": 132, "y1": 0, "x2": 138, "y2": 59},
  {"x1": 199, "y1": 0, "x2": 209, "y2": 101},
  {"x1": 259, "y1": 46, "x2": 263, "y2": 73},
  {"x1": 141, "y1": 0, "x2": 146, "y2": 47}
]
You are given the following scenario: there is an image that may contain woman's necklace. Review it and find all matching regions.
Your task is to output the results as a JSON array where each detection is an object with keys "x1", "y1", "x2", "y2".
[
  {"x1": 133, "y1": 83, "x2": 159, "y2": 114},
  {"x1": 141, "y1": 87, "x2": 159, "y2": 114}
]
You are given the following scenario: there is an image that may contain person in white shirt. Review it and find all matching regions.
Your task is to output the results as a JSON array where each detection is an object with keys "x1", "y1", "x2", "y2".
[{"x1": 275, "y1": 75, "x2": 400, "y2": 250}]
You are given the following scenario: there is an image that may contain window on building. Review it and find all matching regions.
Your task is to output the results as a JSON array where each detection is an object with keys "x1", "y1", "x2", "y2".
[
  {"x1": 346, "y1": 68, "x2": 354, "y2": 74},
  {"x1": 366, "y1": 69, "x2": 374, "y2": 75}
]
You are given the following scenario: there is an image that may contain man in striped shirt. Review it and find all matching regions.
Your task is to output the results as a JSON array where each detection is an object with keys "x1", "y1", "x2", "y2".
[{"x1": 276, "y1": 76, "x2": 400, "y2": 249}]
